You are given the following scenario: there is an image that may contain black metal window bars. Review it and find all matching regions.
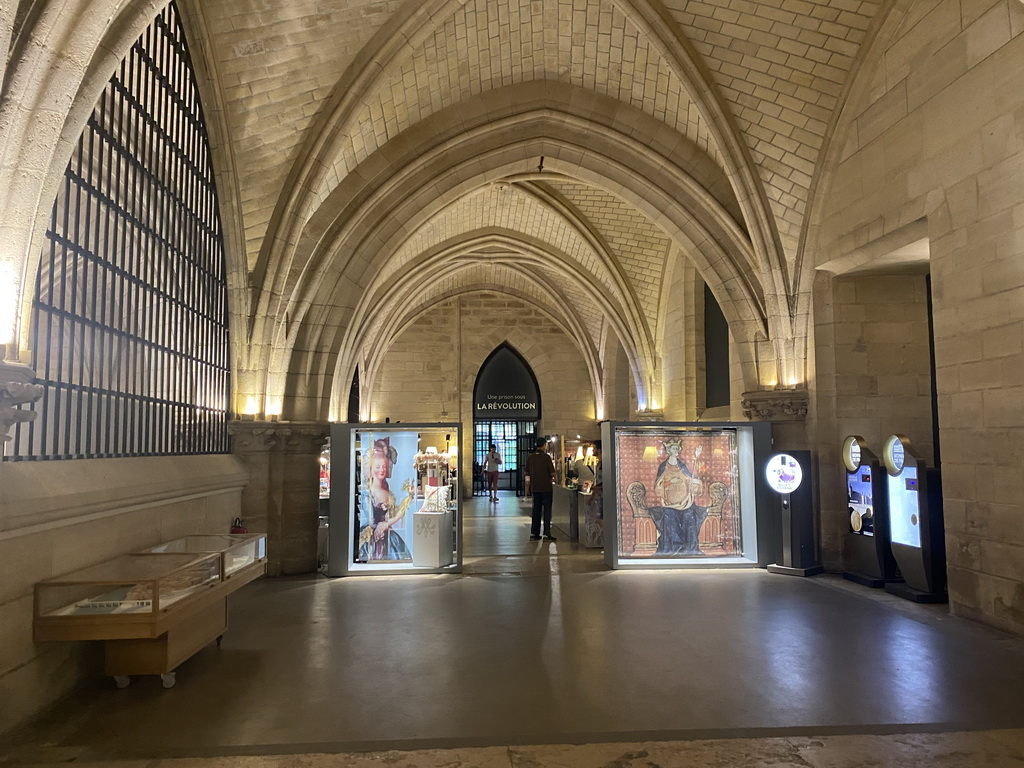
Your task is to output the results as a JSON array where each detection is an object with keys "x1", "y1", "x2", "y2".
[{"x1": 7, "y1": 2, "x2": 230, "y2": 460}]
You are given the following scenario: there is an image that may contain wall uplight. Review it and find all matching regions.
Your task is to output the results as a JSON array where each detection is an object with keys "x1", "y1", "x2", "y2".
[{"x1": 241, "y1": 396, "x2": 260, "y2": 416}]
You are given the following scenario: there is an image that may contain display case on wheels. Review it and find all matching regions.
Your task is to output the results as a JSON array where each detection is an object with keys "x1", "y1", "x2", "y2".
[
  {"x1": 327, "y1": 423, "x2": 463, "y2": 577},
  {"x1": 34, "y1": 533, "x2": 268, "y2": 688}
]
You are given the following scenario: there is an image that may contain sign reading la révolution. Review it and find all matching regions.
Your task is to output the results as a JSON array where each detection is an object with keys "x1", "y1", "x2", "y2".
[
  {"x1": 475, "y1": 394, "x2": 538, "y2": 412},
  {"x1": 473, "y1": 345, "x2": 540, "y2": 420}
]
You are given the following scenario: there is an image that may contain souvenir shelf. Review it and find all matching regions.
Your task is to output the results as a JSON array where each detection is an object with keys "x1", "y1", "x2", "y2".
[{"x1": 34, "y1": 533, "x2": 267, "y2": 689}]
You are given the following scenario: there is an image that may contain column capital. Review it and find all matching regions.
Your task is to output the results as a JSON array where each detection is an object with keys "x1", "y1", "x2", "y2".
[
  {"x1": 741, "y1": 389, "x2": 809, "y2": 422},
  {"x1": 0, "y1": 361, "x2": 44, "y2": 444},
  {"x1": 228, "y1": 419, "x2": 330, "y2": 453}
]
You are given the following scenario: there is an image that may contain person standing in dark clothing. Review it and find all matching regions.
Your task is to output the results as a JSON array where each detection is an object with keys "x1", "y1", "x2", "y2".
[{"x1": 526, "y1": 437, "x2": 556, "y2": 541}]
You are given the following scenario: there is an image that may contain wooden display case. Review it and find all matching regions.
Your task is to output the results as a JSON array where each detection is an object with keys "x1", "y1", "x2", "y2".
[{"x1": 34, "y1": 534, "x2": 267, "y2": 688}]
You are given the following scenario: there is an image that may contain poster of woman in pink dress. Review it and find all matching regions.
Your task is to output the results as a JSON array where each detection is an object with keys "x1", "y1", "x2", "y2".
[{"x1": 614, "y1": 429, "x2": 741, "y2": 559}]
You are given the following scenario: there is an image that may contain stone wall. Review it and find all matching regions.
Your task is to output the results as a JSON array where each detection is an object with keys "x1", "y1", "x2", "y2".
[
  {"x1": 371, "y1": 294, "x2": 598, "y2": 493},
  {"x1": 813, "y1": 0, "x2": 1024, "y2": 632},
  {"x1": 813, "y1": 271, "x2": 935, "y2": 568},
  {"x1": 0, "y1": 454, "x2": 247, "y2": 735}
]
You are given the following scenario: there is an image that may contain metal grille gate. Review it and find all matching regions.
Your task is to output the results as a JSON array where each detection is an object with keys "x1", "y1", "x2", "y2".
[
  {"x1": 7, "y1": 2, "x2": 230, "y2": 460},
  {"x1": 474, "y1": 420, "x2": 537, "y2": 495}
]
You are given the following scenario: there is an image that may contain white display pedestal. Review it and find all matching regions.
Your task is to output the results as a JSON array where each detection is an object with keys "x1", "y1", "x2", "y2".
[{"x1": 412, "y1": 511, "x2": 453, "y2": 567}]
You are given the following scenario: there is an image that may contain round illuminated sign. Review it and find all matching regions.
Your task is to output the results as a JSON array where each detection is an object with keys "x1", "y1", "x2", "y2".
[
  {"x1": 883, "y1": 435, "x2": 908, "y2": 476},
  {"x1": 841, "y1": 435, "x2": 865, "y2": 473},
  {"x1": 765, "y1": 453, "x2": 803, "y2": 494}
]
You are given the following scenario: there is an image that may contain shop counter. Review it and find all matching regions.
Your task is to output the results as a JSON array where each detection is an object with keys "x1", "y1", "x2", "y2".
[{"x1": 552, "y1": 485, "x2": 579, "y2": 541}]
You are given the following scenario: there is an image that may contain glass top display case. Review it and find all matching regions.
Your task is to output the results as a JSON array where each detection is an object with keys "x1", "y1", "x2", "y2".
[
  {"x1": 145, "y1": 534, "x2": 267, "y2": 579},
  {"x1": 35, "y1": 552, "x2": 221, "y2": 620}
]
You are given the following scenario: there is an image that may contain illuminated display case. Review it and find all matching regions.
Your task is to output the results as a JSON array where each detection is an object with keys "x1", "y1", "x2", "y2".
[
  {"x1": 328, "y1": 423, "x2": 463, "y2": 576},
  {"x1": 602, "y1": 420, "x2": 774, "y2": 569}
]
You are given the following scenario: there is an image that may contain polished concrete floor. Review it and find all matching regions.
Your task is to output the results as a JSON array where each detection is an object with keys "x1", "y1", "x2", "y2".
[{"x1": 7, "y1": 493, "x2": 1024, "y2": 766}]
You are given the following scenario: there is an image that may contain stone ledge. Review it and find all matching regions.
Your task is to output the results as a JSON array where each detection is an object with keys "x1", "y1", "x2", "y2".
[{"x1": 0, "y1": 454, "x2": 248, "y2": 533}]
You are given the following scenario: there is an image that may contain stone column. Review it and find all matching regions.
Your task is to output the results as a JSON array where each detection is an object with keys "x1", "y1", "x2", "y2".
[{"x1": 229, "y1": 420, "x2": 329, "y2": 576}]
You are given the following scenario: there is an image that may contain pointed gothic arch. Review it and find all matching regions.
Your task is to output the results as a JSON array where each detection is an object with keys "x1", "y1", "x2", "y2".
[{"x1": 473, "y1": 343, "x2": 542, "y2": 422}]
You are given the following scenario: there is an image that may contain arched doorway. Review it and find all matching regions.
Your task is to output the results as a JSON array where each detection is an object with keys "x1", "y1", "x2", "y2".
[{"x1": 473, "y1": 344, "x2": 540, "y2": 497}]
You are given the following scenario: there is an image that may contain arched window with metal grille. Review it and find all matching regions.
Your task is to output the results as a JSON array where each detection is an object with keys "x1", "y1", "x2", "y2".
[{"x1": 7, "y1": 1, "x2": 230, "y2": 460}]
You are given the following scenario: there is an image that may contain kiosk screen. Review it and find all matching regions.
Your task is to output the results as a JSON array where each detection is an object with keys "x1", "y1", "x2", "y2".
[
  {"x1": 847, "y1": 467, "x2": 874, "y2": 536},
  {"x1": 887, "y1": 466, "x2": 921, "y2": 548}
]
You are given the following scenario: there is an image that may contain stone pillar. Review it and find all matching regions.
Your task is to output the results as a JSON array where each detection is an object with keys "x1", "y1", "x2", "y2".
[{"x1": 229, "y1": 420, "x2": 329, "y2": 576}]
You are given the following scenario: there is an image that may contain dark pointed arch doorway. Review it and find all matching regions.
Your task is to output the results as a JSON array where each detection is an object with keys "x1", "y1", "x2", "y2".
[{"x1": 473, "y1": 344, "x2": 540, "y2": 497}]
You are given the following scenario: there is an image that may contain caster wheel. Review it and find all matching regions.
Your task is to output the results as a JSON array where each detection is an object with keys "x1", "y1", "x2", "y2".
[
  {"x1": 160, "y1": 672, "x2": 176, "y2": 689},
  {"x1": 113, "y1": 675, "x2": 130, "y2": 689},
  {"x1": 216, "y1": 634, "x2": 224, "y2": 647}
]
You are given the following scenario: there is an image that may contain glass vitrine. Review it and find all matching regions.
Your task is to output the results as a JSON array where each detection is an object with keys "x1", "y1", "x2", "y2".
[
  {"x1": 145, "y1": 534, "x2": 267, "y2": 579},
  {"x1": 35, "y1": 553, "x2": 221, "y2": 619}
]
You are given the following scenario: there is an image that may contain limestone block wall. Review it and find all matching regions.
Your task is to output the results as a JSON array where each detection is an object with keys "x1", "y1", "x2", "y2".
[
  {"x1": 0, "y1": 455, "x2": 247, "y2": 735},
  {"x1": 370, "y1": 307, "x2": 460, "y2": 424},
  {"x1": 370, "y1": 294, "x2": 598, "y2": 493},
  {"x1": 813, "y1": 272, "x2": 935, "y2": 567},
  {"x1": 813, "y1": 0, "x2": 1024, "y2": 632}
]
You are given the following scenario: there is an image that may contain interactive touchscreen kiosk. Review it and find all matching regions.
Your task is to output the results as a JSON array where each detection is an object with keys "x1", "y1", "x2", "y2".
[
  {"x1": 766, "y1": 451, "x2": 822, "y2": 577},
  {"x1": 880, "y1": 435, "x2": 946, "y2": 603},
  {"x1": 841, "y1": 435, "x2": 900, "y2": 588}
]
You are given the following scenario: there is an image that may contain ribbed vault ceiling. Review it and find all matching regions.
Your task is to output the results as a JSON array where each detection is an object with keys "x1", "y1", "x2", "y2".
[{"x1": 181, "y1": 0, "x2": 885, "y2": 411}]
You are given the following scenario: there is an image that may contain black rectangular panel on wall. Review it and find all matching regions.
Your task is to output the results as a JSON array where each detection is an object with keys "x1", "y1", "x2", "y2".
[
  {"x1": 704, "y1": 284, "x2": 731, "y2": 409},
  {"x1": 7, "y1": 1, "x2": 229, "y2": 461}
]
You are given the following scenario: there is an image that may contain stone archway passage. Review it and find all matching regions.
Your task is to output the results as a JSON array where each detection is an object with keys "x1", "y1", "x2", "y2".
[{"x1": 473, "y1": 343, "x2": 541, "y2": 496}]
